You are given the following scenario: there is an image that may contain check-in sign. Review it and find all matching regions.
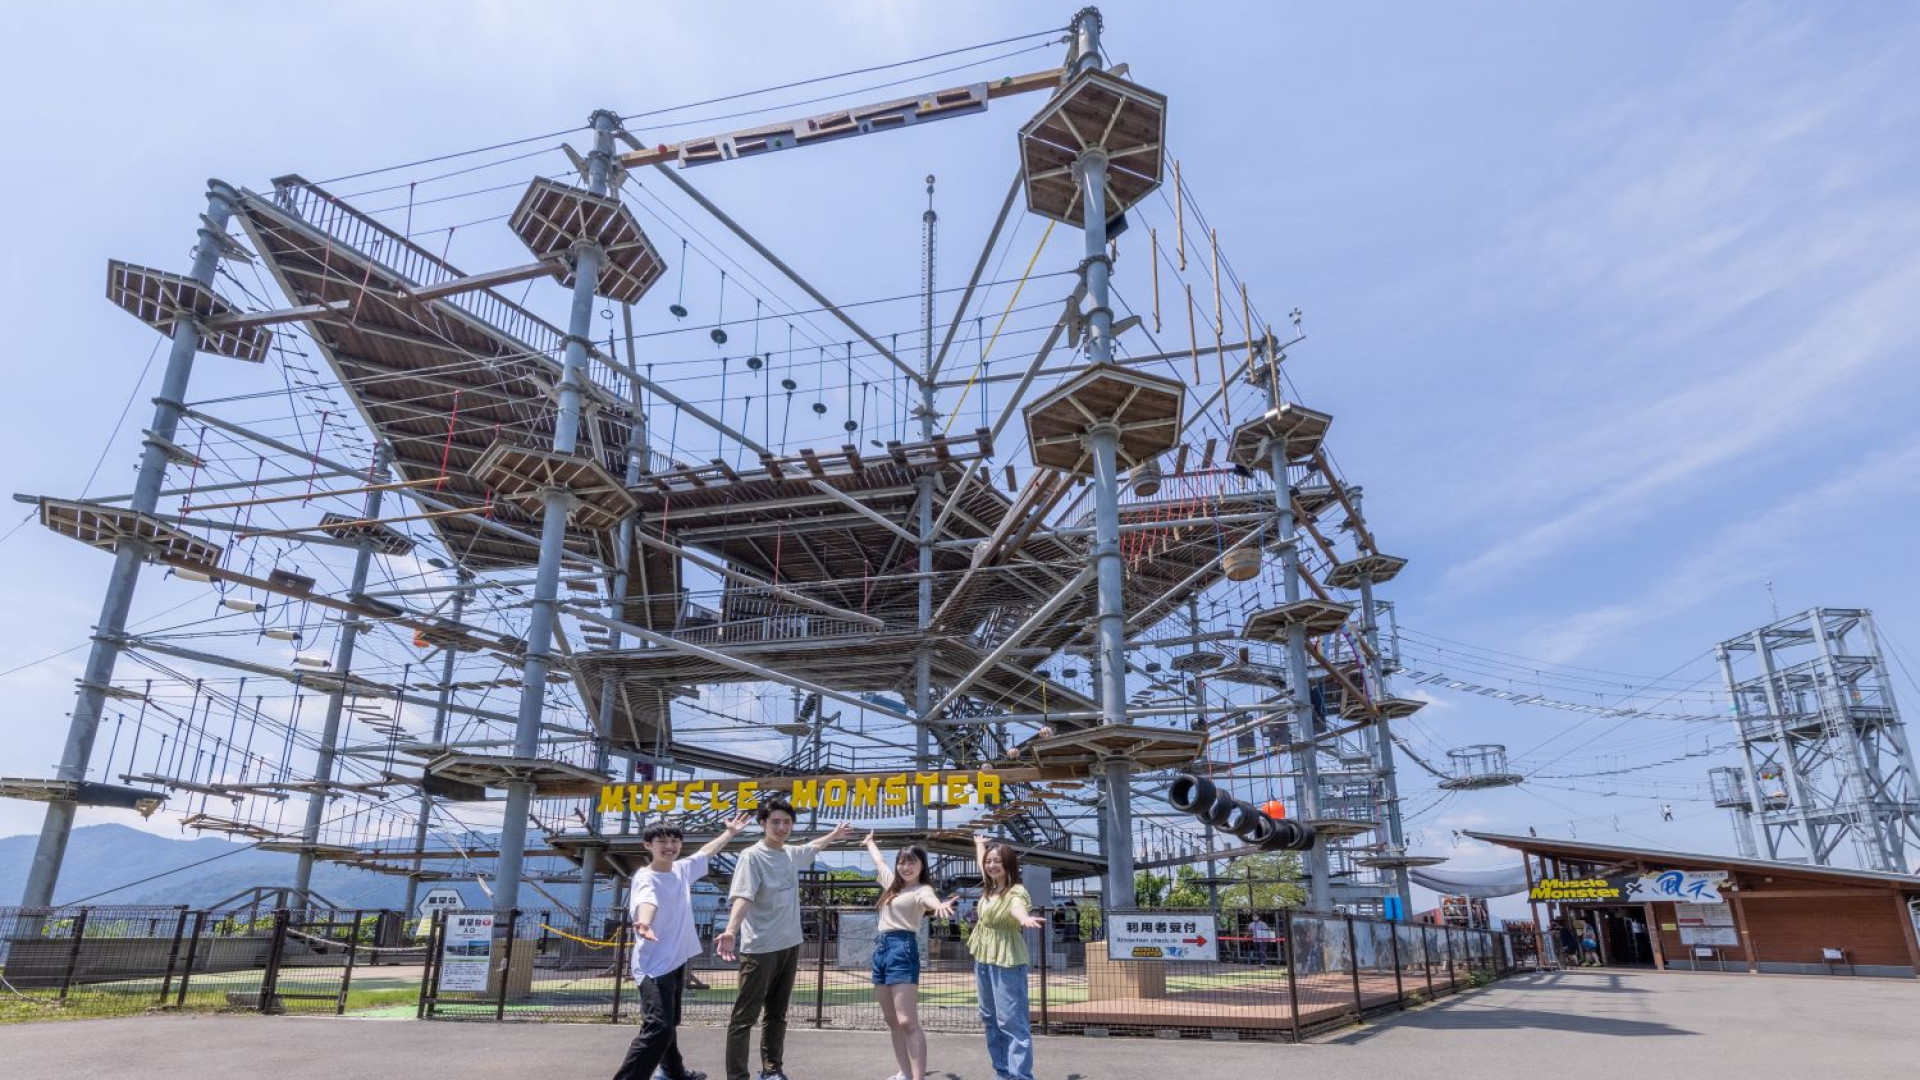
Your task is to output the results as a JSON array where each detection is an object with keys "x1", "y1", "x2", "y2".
[{"x1": 1108, "y1": 914, "x2": 1218, "y2": 961}]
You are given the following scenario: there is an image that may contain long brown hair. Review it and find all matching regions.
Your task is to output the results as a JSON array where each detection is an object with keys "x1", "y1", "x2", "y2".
[
  {"x1": 876, "y1": 845, "x2": 930, "y2": 911},
  {"x1": 981, "y1": 842, "x2": 1023, "y2": 898}
]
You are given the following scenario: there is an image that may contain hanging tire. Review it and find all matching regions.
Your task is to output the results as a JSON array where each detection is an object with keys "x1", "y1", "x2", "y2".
[
  {"x1": 1234, "y1": 812, "x2": 1278, "y2": 846},
  {"x1": 1167, "y1": 773, "x2": 1216, "y2": 813},
  {"x1": 1261, "y1": 820, "x2": 1316, "y2": 852},
  {"x1": 1203, "y1": 791, "x2": 1241, "y2": 829}
]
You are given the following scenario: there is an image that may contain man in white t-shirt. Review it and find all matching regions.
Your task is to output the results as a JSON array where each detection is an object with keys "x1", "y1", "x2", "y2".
[
  {"x1": 608, "y1": 811, "x2": 751, "y2": 1080},
  {"x1": 1248, "y1": 915, "x2": 1277, "y2": 966}
]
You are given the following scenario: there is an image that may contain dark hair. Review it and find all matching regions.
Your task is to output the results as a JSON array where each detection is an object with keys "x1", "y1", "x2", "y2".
[
  {"x1": 757, "y1": 797, "x2": 796, "y2": 824},
  {"x1": 641, "y1": 823, "x2": 684, "y2": 843},
  {"x1": 981, "y1": 842, "x2": 1023, "y2": 898},
  {"x1": 876, "y1": 846, "x2": 930, "y2": 912}
]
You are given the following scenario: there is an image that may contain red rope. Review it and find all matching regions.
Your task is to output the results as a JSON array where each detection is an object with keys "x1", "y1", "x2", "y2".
[
  {"x1": 304, "y1": 412, "x2": 330, "y2": 503},
  {"x1": 436, "y1": 390, "x2": 462, "y2": 491}
]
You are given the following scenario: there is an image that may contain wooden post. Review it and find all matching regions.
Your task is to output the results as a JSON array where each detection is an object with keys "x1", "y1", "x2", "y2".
[
  {"x1": 1728, "y1": 876, "x2": 1758, "y2": 974},
  {"x1": 157, "y1": 907, "x2": 190, "y2": 1004},
  {"x1": 57, "y1": 908, "x2": 90, "y2": 1001},
  {"x1": 1644, "y1": 901, "x2": 1667, "y2": 971},
  {"x1": 1522, "y1": 852, "x2": 1548, "y2": 970},
  {"x1": 1282, "y1": 908, "x2": 1303, "y2": 1041}
]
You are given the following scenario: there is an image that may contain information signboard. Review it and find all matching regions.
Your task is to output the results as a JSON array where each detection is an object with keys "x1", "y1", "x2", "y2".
[
  {"x1": 1107, "y1": 914, "x2": 1218, "y2": 962},
  {"x1": 438, "y1": 912, "x2": 494, "y2": 993},
  {"x1": 417, "y1": 886, "x2": 466, "y2": 915}
]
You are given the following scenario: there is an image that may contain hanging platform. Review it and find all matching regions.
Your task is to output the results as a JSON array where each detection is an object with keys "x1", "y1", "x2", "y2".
[
  {"x1": 105, "y1": 259, "x2": 271, "y2": 362},
  {"x1": 1024, "y1": 364, "x2": 1185, "y2": 475},
  {"x1": 1168, "y1": 649, "x2": 1226, "y2": 673},
  {"x1": 472, "y1": 441, "x2": 638, "y2": 532},
  {"x1": 1020, "y1": 724, "x2": 1204, "y2": 771},
  {"x1": 508, "y1": 177, "x2": 667, "y2": 305},
  {"x1": 1226, "y1": 403, "x2": 1333, "y2": 470},
  {"x1": 1018, "y1": 69, "x2": 1168, "y2": 228},
  {"x1": 1205, "y1": 660, "x2": 1290, "y2": 690},
  {"x1": 1242, "y1": 599, "x2": 1355, "y2": 641},
  {"x1": 1374, "y1": 696, "x2": 1426, "y2": 720},
  {"x1": 1325, "y1": 552, "x2": 1408, "y2": 589},
  {"x1": 1355, "y1": 852, "x2": 1447, "y2": 870},
  {"x1": 1302, "y1": 816, "x2": 1378, "y2": 839},
  {"x1": 424, "y1": 752, "x2": 611, "y2": 798},
  {"x1": 0, "y1": 778, "x2": 166, "y2": 816},
  {"x1": 38, "y1": 497, "x2": 223, "y2": 569},
  {"x1": 316, "y1": 512, "x2": 417, "y2": 556},
  {"x1": 179, "y1": 814, "x2": 284, "y2": 840}
]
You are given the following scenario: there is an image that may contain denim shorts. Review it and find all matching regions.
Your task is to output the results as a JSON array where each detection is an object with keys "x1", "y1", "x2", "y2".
[{"x1": 871, "y1": 930, "x2": 921, "y2": 986}]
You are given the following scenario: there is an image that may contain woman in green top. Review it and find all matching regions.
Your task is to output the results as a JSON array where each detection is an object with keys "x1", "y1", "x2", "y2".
[{"x1": 970, "y1": 833, "x2": 1043, "y2": 1080}]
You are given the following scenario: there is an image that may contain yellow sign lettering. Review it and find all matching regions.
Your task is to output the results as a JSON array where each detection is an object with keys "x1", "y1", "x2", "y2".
[
  {"x1": 823, "y1": 779, "x2": 849, "y2": 808},
  {"x1": 853, "y1": 777, "x2": 881, "y2": 806},
  {"x1": 792, "y1": 779, "x2": 819, "y2": 808}
]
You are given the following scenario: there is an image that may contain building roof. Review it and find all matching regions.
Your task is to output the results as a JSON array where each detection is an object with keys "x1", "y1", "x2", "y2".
[{"x1": 1465, "y1": 831, "x2": 1920, "y2": 894}]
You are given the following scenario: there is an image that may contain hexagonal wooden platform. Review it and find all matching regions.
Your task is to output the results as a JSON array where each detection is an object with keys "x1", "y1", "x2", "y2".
[
  {"x1": 1025, "y1": 364, "x2": 1184, "y2": 475},
  {"x1": 1242, "y1": 599, "x2": 1355, "y2": 641},
  {"x1": 508, "y1": 177, "x2": 666, "y2": 305}
]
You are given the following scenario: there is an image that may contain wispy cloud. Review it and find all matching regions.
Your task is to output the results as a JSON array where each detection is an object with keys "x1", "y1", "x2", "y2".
[
  {"x1": 1526, "y1": 434, "x2": 1920, "y2": 663},
  {"x1": 1425, "y1": 8, "x2": 1920, "y2": 592}
]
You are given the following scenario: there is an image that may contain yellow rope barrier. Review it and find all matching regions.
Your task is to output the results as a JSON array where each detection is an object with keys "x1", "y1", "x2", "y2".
[
  {"x1": 943, "y1": 219, "x2": 1055, "y2": 435},
  {"x1": 538, "y1": 922, "x2": 624, "y2": 949}
]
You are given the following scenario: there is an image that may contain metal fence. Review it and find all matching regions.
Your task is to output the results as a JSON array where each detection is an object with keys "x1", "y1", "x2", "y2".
[
  {"x1": 2, "y1": 901, "x2": 1519, "y2": 1036},
  {"x1": 416, "y1": 903, "x2": 1523, "y2": 1040}
]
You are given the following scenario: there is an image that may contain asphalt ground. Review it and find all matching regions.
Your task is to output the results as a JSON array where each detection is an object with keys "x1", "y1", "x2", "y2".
[{"x1": 5, "y1": 967, "x2": 1915, "y2": 1080}]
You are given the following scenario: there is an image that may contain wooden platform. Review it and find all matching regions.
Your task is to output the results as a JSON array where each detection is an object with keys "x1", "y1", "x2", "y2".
[
  {"x1": 1325, "y1": 552, "x2": 1408, "y2": 589},
  {"x1": 507, "y1": 177, "x2": 665, "y2": 305},
  {"x1": 1025, "y1": 364, "x2": 1185, "y2": 476},
  {"x1": 472, "y1": 440, "x2": 637, "y2": 531},
  {"x1": 105, "y1": 259, "x2": 271, "y2": 362},
  {"x1": 1227, "y1": 403, "x2": 1333, "y2": 469},
  {"x1": 1018, "y1": 69, "x2": 1168, "y2": 228},
  {"x1": 39, "y1": 497, "x2": 223, "y2": 568}
]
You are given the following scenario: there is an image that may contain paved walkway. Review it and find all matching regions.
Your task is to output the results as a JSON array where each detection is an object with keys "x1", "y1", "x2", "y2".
[{"x1": 4, "y1": 968, "x2": 1915, "y2": 1079}]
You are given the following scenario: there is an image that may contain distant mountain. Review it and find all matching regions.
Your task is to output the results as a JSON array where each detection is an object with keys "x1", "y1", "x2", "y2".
[{"x1": 0, "y1": 824, "x2": 485, "y2": 911}]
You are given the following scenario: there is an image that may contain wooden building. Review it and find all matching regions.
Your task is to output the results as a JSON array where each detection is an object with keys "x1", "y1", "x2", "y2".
[{"x1": 1470, "y1": 832, "x2": 1920, "y2": 979}]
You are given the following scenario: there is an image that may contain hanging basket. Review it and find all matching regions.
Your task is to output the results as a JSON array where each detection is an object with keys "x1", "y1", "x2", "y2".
[
  {"x1": 1222, "y1": 546, "x2": 1262, "y2": 582},
  {"x1": 1129, "y1": 461, "x2": 1163, "y2": 497}
]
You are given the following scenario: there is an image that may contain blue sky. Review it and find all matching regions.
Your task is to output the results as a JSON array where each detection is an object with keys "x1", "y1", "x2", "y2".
[{"x1": 3, "y1": 2, "x2": 1919, "y2": 912}]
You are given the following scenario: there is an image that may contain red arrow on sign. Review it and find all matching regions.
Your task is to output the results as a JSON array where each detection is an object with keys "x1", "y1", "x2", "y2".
[{"x1": 1184, "y1": 935, "x2": 1208, "y2": 946}]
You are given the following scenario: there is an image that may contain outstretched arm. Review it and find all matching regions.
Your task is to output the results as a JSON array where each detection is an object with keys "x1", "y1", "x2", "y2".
[
  {"x1": 807, "y1": 820, "x2": 856, "y2": 852},
  {"x1": 714, "y1": 896, "x2": 751, "y2": 961},
  {"x1": 1009, "y1": 891, "x2": 1043, "y2": 931},
  {"x1": 862, "y1": 831, "x2": 891, "y2": 884},
  {"x1": 695, "y1": 811, "x2": 753, "y2": 860},
  {"x1": 973, "y1": 831, "x2": 990, "y2": 866},
  {"x1": 631, "y1": 901, "x2": 660, "y2": 941}
]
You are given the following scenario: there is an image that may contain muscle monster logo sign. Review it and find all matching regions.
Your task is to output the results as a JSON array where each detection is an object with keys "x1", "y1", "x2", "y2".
[{"x1": 597, "y1": 770, "x2": 1006, "y2": 814}]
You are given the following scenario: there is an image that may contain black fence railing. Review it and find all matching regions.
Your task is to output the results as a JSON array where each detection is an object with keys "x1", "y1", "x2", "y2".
[{"x1": 1, "y1": 901, "x2": 1520, "y2": 1037}]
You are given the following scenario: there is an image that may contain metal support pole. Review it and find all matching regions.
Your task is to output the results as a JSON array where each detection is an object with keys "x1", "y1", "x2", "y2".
[
  {"x1": 292, "y1": 452, "x2": 390, "y2": 908},
  {"x1": 497, "y1": 109, "x2": 618, "y2": 913},
  {"x1": 20, "y1": 181, "x2": 240, "y2": 909},
  {"x1": 1351, "y1": 491, "x2": 1410, "y2": 913},
  {"x1": 1089, "y1": 425, "x2": 1135, "y2": 903},
  {"x1": 1272, "y1": 437, "x2": 1329, "y2": 910},
  {"x1": 402, "y1": 575, "x2": 469, "y2": 919},
  {"x1": 912, "y1": 177, "x2": 939, "y2": 829}
]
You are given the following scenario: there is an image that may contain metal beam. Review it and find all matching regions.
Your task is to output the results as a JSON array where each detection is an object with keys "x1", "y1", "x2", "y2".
[
  {"x1": 925, "y1": 565, "x2": 1094, "y2": 720},
  {"x1": 804, "y1": 480, "x2": 920, "y2": 547},
  {"x1": 564, "y1": 606, "x2": 892, "y2": 722}
]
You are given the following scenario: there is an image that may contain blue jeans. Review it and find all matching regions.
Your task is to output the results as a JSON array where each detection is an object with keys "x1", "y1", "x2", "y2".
[{"x1": 974, "y1": 962, "x2": 1033, "y2": 1080}]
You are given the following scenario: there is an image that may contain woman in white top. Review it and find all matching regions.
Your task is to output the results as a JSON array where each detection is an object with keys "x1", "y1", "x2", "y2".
[{"x1": 864, "y1": 832, "x2": 956, "y2": 1080}]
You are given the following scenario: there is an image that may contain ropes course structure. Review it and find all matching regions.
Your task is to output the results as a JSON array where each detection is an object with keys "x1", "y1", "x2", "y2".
[{"x1": 8, "y1": 8, "x2": 1716, "y2": 919}]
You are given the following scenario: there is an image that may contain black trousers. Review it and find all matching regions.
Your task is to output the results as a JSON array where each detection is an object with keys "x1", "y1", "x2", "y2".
[
  {"x1": 725, "y1": 945, "x2": 800, "y2": 1080},
  {"x1": 611, "y1": 963, "x2": 689, "y2": 1080}
]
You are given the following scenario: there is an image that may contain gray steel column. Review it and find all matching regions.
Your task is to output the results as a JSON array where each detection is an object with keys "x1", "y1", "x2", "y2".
[
  {"x1": 401, "y1": 574, "x2": 470, "y2": 918},
  {"x1": 1272, "y1": 438, "x2": 1330, "y2": 911},
  {"x1": 497, "y1": 109, "x2": 619, "y2": 913},
  {"x1": 1717, "y1": 644, "x2": 1776, "y2": 859},
  {"x1": 1069, "y1": 8, "x2": 1133, "y2": 906},
  {"x1": 20, "y1": 181, "x2": 240, "y2": 909},
  {"x1": 1350, "y1": 491, "x2": 1410, "y2": 912},
  {"x1": 292, "y1": 452, "x2": 390, "y2": 908},
  {"x1": 913, "y1": 178, "x2": 938, "y2": 830},
  {"x1": 1752, "y1": 627, "x2": 1821, "y2": 860},
  {"x1": 1089, "y1": 423, "x2": 1134, "y2": 900},
  {"x1": 579, "y1": 358, "x2": 650, "y2": 921}
]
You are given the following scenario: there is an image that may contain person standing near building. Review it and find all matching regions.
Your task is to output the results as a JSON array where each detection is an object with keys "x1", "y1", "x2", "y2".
[
  {"x1": 863, "y1": 833, "x2": 957, "y2": 1080},
  {"x1": 609, "y1": 810, "x2": 753, "y2": 1080},
  {"x1": 971, "y1": 833, "x2": 1043, "y2": 1080},
  {"x1": 1247, "y1": 914, "x2": 1277, "y2": 966},
  {"x1": 715, "y1": 799, "x2": 853, "y2": 1080}
]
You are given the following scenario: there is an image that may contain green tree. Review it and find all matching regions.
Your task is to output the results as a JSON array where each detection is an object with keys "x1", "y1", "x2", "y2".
[{"x1": 1214, "y1": 853, "x2": 1305, "y2": 911}]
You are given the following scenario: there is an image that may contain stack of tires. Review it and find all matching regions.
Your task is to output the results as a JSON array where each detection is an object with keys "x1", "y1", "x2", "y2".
[{"x1": 1167, "y1": 773, "x2": 1315, "y2": 851}]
